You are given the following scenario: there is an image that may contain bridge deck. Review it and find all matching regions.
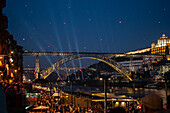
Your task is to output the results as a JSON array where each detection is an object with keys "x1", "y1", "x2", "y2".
[{"x1": 23, "y1": 51, "x2": 163, "y2": 58}]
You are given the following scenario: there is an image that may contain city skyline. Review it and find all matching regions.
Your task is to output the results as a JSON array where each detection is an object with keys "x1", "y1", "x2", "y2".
[{"x1": 3, "y1": 0, "x2": 170, "y2": 67}]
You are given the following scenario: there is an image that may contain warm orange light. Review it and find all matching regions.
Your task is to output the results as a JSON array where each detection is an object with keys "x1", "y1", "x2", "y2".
[
  {"x1": 14, "y1": 70, "x2": 17, "y2": 73},
  {"x1": 121, "y1": 102, "x2": 125, "y2": 106},
  {"x1": 0, "y1": 61, "x2": 3, "y2": 67},
  {"x1": 11, "y1": 73, "x2": 14, "y2": 77},
  {"x1": 115, "y1": 102, "x2": 119, "y2": 107},
  {"x1": 9, "y1": 79, "x2": 13, "y2": 84},
  {"x1": 6, "y1": 64, "x2": 9, "y2": 69},
  {"x1": 0, "y1": 56, "x2": 3, "y2": 59},
  {"x1": 11, "y1": 51, "x2": 14, "y2": 54}
]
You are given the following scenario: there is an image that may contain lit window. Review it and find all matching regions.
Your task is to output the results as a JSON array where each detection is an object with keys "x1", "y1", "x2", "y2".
[{"x1": 0, "y1": 61, "x2": 3, "y2": 67}]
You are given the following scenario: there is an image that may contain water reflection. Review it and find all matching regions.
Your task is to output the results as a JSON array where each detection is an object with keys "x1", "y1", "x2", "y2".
[
  {"x1": 62, "y1": 85, "x2": 170, "y2": 104},
  {"x1": 111, "y1": 87, "x2": 170, "y2": 104}
]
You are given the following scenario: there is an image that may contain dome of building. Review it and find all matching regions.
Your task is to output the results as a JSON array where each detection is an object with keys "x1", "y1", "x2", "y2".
[{"x1": 160, "y1": 34, "x2": 168, "y2": 39}]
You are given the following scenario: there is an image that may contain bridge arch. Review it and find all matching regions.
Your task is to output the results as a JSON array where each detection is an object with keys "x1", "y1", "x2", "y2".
[{"x1": 40, "y1": 55, "x2": 132, "y2": 81}]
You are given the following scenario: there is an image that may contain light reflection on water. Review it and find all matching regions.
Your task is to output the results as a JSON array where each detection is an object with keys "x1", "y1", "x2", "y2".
[{"x1": 112, "y1": 87, "x2": 170, "y2": 104}]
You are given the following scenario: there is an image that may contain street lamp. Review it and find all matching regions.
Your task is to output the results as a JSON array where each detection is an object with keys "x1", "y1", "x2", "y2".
[
  {"x1": 14, "y1": 69, "x2": 17, "y2": 73},
  {"x1": 100, "y1": 72, "x2": 111, "y2": 113},
  {"x1": 164, "y1": 72, "x2": 168, "y2": 104}
]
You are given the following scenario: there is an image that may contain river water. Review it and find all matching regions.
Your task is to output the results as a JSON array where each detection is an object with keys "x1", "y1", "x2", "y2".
[
  {"x1": 111, "y1": 87, "x2": 170, "y2": 104},
  {"x1": 61, "y1": 85, "x2": 170, "y2": 104}
]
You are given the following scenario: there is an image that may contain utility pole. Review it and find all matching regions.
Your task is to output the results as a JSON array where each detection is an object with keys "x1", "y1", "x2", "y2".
[
  {"x1": 133, "y1": 81, "x2": 135, "y2": 98},
  {"x1": 70, "y1": 81, "x2": 73, "y2": 103},
  {"x1": 104, "y1": 77, "x2": 107, "y2": 113},
  {"x1": 100, "y1": 72, "x2": 110, "y2": 113},
  {"x1": 164, "y1": 73, "x2": 168, "y2": 104}
]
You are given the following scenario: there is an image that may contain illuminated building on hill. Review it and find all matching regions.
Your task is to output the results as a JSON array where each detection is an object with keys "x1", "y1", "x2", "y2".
[
  {"x1": 151, "y1": 34, "x2": 170, "y2": 55},
  {"x1": 151, "y1": 34, "x2": 170, "y2": 76}
]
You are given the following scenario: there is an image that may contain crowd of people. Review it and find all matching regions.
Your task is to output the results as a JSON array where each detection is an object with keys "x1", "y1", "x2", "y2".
[
  {"x1": 30, "y1": 88, "x2": 170, "y2": 113},
  {"x1": 1, "y1": 82, "x2": 170, "y2": 113},
  {"x1": 30, "y1": 87, "x2": 170, "y2": 113},
  {"x1": 0, "y1": 82, "x2": 26, "y2": 113},
  {"x1": 31, "y1": 92, "x2": 102, "y2": 113}
]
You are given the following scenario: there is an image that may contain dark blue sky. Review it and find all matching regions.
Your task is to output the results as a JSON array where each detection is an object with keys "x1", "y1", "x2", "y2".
[{"x1": 3, "y1": 0, "x2": 170, "y2": 67}]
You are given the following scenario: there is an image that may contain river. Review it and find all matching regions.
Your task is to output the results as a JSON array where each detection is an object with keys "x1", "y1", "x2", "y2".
[{"x1": 61, "y1": 85, "x2": 170, "y2": 104}]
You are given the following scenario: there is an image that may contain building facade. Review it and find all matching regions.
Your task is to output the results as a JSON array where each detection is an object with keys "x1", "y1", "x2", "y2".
[
  {"x1": 0, "y1": 0, "x2": 23, "y2": 83},
  {"x1": 151, "y1": 34, "x2": 170, "y2": 56}
]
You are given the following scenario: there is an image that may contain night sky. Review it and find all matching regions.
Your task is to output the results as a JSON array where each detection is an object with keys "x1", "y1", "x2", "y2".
[{"x1": 3, "y1": 0, "x2": 170, "y2": 68}]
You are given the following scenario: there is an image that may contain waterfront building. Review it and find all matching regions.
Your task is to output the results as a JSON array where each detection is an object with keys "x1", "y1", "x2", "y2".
[
  {"x1": 150, "y1": 34, "x2": 170, "y2": 76},
  {"x1": 0, "y1": 0, "x2": 23, "y2": 83}
]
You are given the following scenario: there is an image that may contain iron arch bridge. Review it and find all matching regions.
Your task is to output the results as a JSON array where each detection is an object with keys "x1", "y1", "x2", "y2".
[{"x1": 40, "y1": 54, "x2": 133, "y2": 81}]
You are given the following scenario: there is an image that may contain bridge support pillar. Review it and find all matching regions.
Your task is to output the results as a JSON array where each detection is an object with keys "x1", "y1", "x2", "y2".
[
  {"x1": 35, "y1": 55, "x2": 40, "y2": 79},
  {"x1": 129, "y1": 57, "x2": 134, "y2": 72}
]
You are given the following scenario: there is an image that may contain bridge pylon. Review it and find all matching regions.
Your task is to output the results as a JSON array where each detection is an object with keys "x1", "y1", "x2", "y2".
[
  {"x1": 35, "y1": 55, "x2": 40, "y2": 79},
  {"x1": 129, "y1": 57, "x2": 135, "y2": 72}
]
